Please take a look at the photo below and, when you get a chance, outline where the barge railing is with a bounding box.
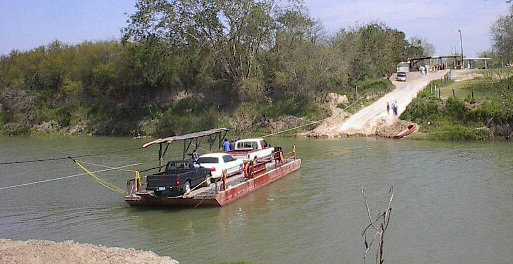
[126,145,298,196]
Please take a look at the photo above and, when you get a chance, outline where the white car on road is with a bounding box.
[396,72,407,81]
[198,153,244,179]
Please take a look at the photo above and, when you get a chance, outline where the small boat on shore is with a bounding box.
[124,128,301,207]
[393,124,417,139]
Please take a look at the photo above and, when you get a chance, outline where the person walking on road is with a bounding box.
[387,102,390,114]
[392,101,398,116]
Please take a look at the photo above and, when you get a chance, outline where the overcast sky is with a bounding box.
[0,0,510,57]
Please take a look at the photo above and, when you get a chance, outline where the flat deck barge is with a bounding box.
[125,158,301,207]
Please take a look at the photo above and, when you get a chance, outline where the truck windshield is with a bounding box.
[197,157,219,164]
[237,142,257,150]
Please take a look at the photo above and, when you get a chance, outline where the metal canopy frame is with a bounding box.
[143,128,230,172]
[409,55,462,69]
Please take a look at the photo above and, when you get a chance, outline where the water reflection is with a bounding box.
[0,136,512,263]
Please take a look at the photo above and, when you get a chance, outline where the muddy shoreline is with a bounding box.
[0,239,179,264]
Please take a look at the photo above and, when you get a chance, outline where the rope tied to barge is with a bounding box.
[70,158,128,195]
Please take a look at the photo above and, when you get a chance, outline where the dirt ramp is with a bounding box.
[0,239,178,264]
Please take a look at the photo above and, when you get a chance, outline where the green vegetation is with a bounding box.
[342,78,394,113]
[405,5,513,141]
[489,5,513,66]
[0,0,431,137]
[401,69,513,140]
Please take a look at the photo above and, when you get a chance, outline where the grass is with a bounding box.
[339,78,394,114]
[401,68,513,140]
[413,117,491,140]
[441,71,513,109]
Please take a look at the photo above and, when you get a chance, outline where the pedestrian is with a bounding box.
[229,139,235,151]
[192,149,200,162]
[386,102,390,114]
[393,102,398,116]
[223,139,231,152]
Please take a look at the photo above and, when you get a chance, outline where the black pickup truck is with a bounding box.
[146,160,211,197]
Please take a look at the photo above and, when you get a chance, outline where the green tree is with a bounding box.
[491,5,513,64]
[123,0,278,93]
[409,37,435,57]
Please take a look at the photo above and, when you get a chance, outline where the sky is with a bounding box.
[0,0,510,57]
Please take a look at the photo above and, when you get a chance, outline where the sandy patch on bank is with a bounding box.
[0,239,178,264]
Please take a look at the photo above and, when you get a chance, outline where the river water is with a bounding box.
[0,136,512,263]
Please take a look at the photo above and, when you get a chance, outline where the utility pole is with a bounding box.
[458,30,464,69]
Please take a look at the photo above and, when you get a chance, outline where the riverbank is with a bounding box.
[401,69,513,140]
[0,239,178,264]
[0,78,393,138]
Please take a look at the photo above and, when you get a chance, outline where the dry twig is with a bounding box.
[361,186,394,264]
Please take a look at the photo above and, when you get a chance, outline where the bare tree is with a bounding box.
[361,186,394,264]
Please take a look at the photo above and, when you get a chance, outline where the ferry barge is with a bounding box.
[124,128,301,207]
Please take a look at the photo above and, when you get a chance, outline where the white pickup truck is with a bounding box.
[229,138,275,162]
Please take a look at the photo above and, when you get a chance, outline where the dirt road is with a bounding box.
[306,70,449,138]
[337,71,447,136]
[334,70,448,136]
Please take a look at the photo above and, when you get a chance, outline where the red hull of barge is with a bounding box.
[125,159,301,207]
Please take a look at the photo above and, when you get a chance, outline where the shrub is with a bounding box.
[401,97,440,122]
[356,78,393,94]
[428,122,490,140]
[55,106,75,127]
[446,97,467,120]
[155,98,218,137]
[237,78,265,103]
[0,112,13,125]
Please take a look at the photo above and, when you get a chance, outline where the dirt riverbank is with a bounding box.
[0,239,178,264]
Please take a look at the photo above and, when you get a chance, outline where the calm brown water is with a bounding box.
[0,136,512,263]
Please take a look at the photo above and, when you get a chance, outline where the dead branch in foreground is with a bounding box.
[361,186,394,264]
